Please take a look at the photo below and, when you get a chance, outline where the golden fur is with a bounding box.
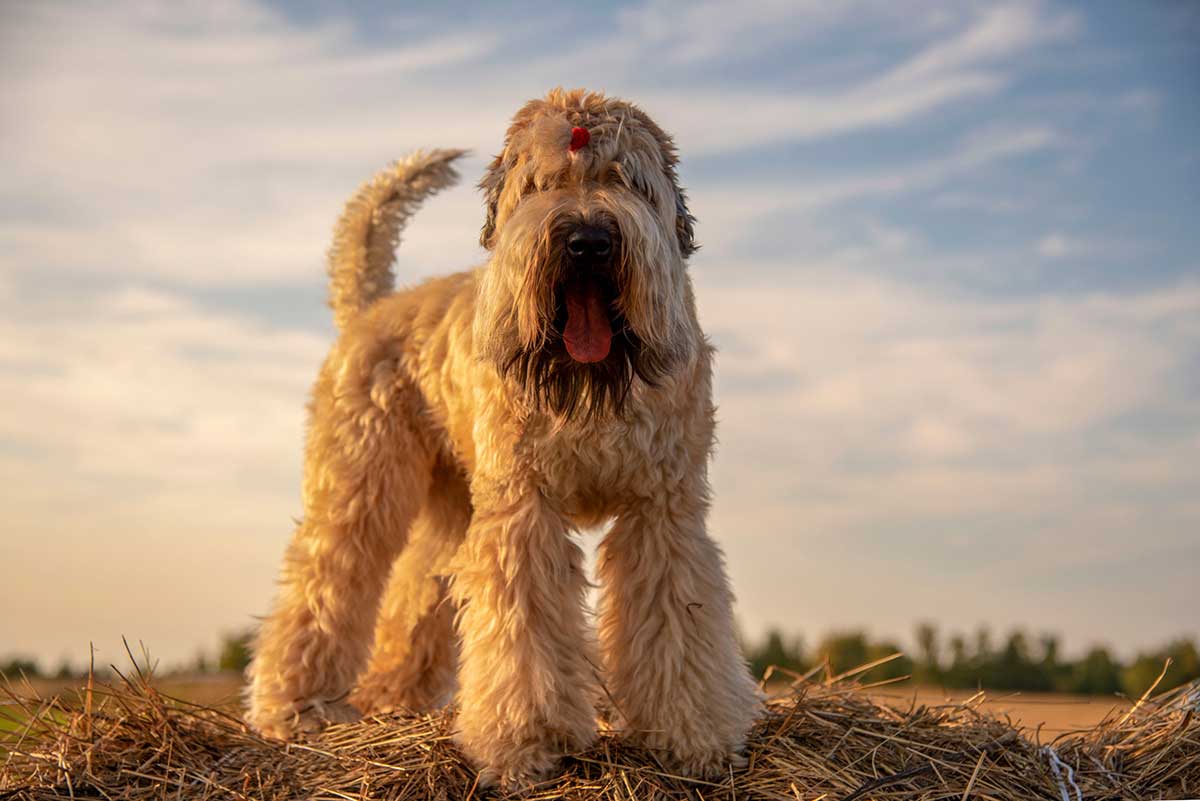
[245,88,761,789]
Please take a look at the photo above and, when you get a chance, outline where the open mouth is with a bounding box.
[560,275,614,363]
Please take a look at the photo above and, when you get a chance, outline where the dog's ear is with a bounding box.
[620,104,698,258]
[479,153,506,250]
[672,180,697,258]
[480,100,544,250]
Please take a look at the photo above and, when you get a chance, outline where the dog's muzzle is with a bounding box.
[561,224,615,364]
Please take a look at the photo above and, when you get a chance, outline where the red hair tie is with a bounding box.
[568,126,590,153]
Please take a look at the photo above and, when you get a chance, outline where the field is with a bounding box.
[862,685,1130,734]
[6,672,1130,737]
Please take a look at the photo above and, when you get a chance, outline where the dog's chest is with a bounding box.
[528,414,685,519]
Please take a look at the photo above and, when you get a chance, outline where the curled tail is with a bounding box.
[327,148,466,329]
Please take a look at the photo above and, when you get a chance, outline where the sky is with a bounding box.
[1,0,1198,671]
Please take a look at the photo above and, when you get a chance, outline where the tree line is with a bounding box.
[0,632,254,681]
[743,624,1200,697]
[5,625,1198,699]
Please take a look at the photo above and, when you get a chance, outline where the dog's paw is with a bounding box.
[473,740,563,793]
[459,726,595,793]
[664,745,747,780]
[299,697,363,730]
[625,719,751,781]
[248,697,361,740]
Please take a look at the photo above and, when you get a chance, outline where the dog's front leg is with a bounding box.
[597,477,762,777]
[449,487,598,790]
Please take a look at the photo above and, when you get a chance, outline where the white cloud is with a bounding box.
[702,272,1200,530]
[700,274,1200,650]
[1037,233,1078,259]
[640,1,1078,154]
[0,287,326,483]
[1034,231,1148,262]
[615,0,961,65]
[0,284,329,664]
[930,191,1024,214]
[641,73,1005,156]
[1,0,506,288]
[704,275,1194,451]
[883,1,1079,85]
[690,124,1065,247]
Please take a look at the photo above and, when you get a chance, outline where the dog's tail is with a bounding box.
[327,148,466,329]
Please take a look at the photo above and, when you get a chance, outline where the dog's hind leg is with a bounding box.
[245,344,434,739]
[352,457,469,714]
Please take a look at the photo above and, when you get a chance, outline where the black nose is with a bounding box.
[566,226,612,261]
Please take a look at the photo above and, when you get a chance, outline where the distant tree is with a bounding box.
[814,631,870,677]
[0,657,42,679]
[747,629,805,680]
[936,627,995,689]
[1040,633,1060,668]
[973,626,993,664]
[1039,633,1067,689]
[53,659,76,680]
[944,634,971,687]
[994,630,1052,691]
[1066,647,1122,695]
[1170,639,1200,683]
[218,630,254,673]
[865,639,914,681]
[1122,639,1200,698]
[914,622,941,683]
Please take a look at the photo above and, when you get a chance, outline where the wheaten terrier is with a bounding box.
[246,88,761,788]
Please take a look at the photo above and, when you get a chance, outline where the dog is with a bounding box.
[245,88,761,789]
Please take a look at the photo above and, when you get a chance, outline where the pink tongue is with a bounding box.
[563,283,613,363]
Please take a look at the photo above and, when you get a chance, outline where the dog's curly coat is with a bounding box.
[245,88,761,789]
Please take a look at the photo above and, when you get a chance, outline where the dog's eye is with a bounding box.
[606,162,632,189]
[613,160,661,208]
[627,168,658,205]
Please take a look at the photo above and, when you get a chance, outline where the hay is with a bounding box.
[2,660,1197,800]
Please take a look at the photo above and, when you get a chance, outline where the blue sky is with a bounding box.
[1,0,1197,669]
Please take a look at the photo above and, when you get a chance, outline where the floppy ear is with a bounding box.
[621,103,698,258]
[478,153,506,250]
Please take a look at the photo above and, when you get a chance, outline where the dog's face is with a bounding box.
[474,88,700,420]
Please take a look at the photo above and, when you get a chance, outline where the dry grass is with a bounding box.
[2,656,1197,800]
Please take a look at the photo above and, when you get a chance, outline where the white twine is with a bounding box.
[1042,745,1083,801]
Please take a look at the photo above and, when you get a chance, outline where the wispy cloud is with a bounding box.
[881,1,1079,85]
[636,1,1078,153]
[616,0,962,65]
[0,0,1079,289]
[702,274,1200,645]
[692,124,1066,252]
[0,284,326,662]
[1035,231,1149,262]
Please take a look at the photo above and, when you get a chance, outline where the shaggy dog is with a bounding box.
[246,88,761,788]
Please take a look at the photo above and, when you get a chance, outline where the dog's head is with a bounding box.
[474,88,700,421]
